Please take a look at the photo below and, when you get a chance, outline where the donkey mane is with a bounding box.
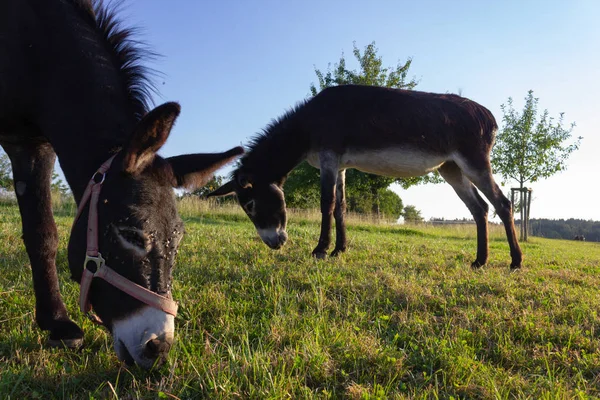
[236,101,310,183]
[69,0,157,119]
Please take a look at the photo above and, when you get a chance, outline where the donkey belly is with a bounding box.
[341,149,447,177]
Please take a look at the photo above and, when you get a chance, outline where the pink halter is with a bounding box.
[73,154,178,324]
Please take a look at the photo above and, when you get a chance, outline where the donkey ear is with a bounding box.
[166,146,244,189]
[123,102,181,174]
[206,180,236,197]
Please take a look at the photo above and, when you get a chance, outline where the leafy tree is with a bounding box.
[377,189,404,219]
[402,205,423,223]
[285,41,439,216]
[529,218,600,242]
[51,171,69,195]
[308,41,418,96]
[190,175,236,204]
[492,90,581,239]
[344,184,403,219]
[0,150,13,190]
[191,175,225,198]
[492,90,580,189]
[284,163,321,209]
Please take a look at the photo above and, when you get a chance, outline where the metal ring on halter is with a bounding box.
[92,171,106,184]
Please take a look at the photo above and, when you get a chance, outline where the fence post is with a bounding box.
[511,187,533,241]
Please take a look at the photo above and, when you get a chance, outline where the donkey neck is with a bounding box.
[240,116,310,185]
[33,1,147,202]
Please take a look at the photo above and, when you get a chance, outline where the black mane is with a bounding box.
[244,103,306,157]
[70,0,157,119]
[237,100,309,181]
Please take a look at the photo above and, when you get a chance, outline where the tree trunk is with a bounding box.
[371,186,380,222]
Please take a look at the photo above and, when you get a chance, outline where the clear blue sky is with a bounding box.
[113,0,600,220]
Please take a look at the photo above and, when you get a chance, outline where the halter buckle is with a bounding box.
[84,253,105,274]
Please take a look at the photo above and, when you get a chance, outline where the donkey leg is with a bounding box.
[331,169,347,257]
[439,162,489,268]
[6,142,84,347]
[312,151,339,259]
[456,159,523,269]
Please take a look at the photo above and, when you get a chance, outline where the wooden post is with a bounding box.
[522,188,528,241]
[520,189,525,240]
[526,188,532,240]
[511,190,515,215]
[511,187,533,241]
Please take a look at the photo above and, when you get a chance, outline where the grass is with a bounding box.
[1,198,600,399]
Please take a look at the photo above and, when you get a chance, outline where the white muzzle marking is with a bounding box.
[257,227,287,249]
[112,306,175,369]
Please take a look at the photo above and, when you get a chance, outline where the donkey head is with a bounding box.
[68,102,243,369]
[208,172,288,250]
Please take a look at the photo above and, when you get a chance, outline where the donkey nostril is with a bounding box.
[143,338,171,360]
[279,231,288,244]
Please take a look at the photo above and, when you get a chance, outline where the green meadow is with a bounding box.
[1,199,599,399]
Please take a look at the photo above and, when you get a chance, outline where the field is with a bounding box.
[1,199,600,399]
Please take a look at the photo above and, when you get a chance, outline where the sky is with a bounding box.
[74,1,600,220]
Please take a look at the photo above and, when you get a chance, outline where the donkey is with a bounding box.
[0,0,243,368]
[209,85,523,269]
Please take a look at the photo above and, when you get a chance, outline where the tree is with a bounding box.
[308,41,418,96]
[284,162,321,209]
[191,175,225,198]
[377,189,404,219]
[0,150,13,190]
[493,90,580,188]
[284,41,439,216]
[190,175,236,204]
[492,90,581,239]
[402,205,423,223]
[51,171,69,195]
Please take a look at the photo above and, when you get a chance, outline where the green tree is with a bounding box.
[308,41,418,96]
[377,189,404,219]
[51,171,69,195]
[0,150,13,190]
[492,90,581,238]
[191,175,225,198]
[493,90,580,188]
[402,205,423,223]
[284,166,321,209]
[284,41,440,216]
[191,175,236,204]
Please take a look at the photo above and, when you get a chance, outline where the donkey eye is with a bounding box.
[119,229,145,248]
[113,226,150,256]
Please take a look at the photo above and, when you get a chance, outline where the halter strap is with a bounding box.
[74,154,178,324]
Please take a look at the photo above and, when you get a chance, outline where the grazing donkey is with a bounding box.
[209,85,523,269]
[0,0,243,368]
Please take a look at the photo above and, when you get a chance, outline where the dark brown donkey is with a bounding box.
[209,85,523,269]
[0,0,243,368]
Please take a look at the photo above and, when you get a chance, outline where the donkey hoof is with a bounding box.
[510,263,522,271]
[330,248,346,257]
[47,320,84,349]
[470,260,484,269]
[312,250,327,260]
